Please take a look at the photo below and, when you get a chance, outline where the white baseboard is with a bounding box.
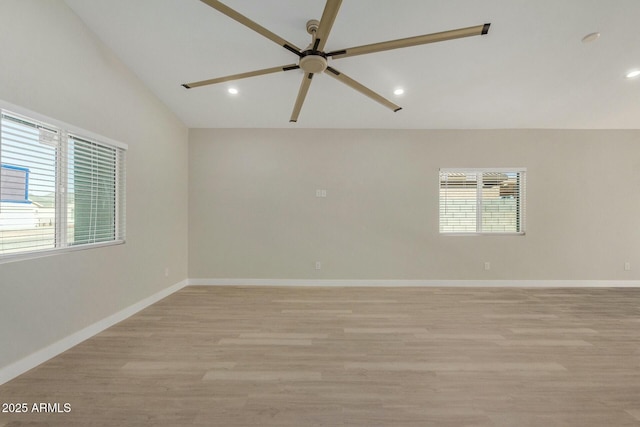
[188,278,640,287]
[0,279,188,386]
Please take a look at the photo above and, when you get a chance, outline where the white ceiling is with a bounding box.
[64,0,640,129]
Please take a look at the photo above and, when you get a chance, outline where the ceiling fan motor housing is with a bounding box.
[300,53,328,73]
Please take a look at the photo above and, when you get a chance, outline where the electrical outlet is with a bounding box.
[625,262,631,271]
[165,267,169,277]
[315,261,322,270]
[316,189,327,198]
[484,262,491,271]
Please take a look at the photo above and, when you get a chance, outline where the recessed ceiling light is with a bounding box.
[625,70,640,79]
[393,88,405,96]
[228,87,239,95]
[581,32,600,43]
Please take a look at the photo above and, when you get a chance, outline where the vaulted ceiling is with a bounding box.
[64,0,640,129]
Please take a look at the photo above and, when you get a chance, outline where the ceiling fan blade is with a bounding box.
[290,73,314,123]
[313,0,342,52]
[200,0,302,56]
[327,23,490,59]
[325,67,401,112]
[182,64,300,89]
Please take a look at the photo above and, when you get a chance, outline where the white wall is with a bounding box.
[0,1,188,369]
[189,128,640,281]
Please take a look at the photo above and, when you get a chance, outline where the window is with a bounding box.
[439,168,525,234]
[0,106,126,260]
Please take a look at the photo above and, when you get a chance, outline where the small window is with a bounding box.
[0,107,126,260]
[439,168,525,234]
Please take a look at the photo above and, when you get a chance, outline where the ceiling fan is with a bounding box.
[182,0,491,122]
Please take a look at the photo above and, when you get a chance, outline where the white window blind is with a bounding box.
[0,108,126,259]
[439,168,525,234]
[67,134,125,246]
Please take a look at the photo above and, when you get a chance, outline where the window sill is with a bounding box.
[440,232,526,236]
[0,240,125,265]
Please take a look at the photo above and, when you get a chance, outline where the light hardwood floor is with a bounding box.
[1,286,640,426]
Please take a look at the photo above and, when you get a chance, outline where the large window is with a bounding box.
[439,168,525,234]
[0,107,126,260]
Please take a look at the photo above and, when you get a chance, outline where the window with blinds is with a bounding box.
[0,108,126,259]
[439,168,525,234]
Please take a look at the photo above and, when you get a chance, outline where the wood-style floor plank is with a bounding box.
[1,286,640,426]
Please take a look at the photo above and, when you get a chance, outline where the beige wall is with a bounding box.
[0,1,188,368]
[189,128,640,281]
